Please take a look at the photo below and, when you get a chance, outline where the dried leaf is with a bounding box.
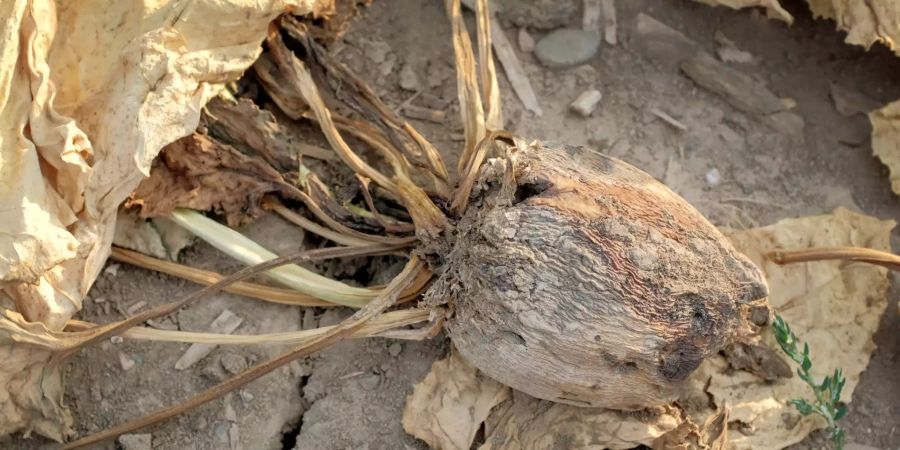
[126,134,286,227]
[693,0,793,22]
[807,0,900,53]
[697,1,900,55]
[481,393,682,450]
[403,352,509,450]
[687,208,894,450]
[870,99,900,195]
[205,97,336,168]
[1,0,317,438]
[0,309,88,441]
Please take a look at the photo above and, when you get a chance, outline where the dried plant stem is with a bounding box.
[61,257,426,449]
[447,0,486,175]
[767,246,900,272]
[452,130,515,214]
[263,197,377,247]
[109,247,431,306]
[170,208,377,307]
[111,246,332,306]
[475,0,502,129]
[355,175,416,233]
[66,308,432,345]
[266,30,447,238]
[284,191,418,246]
[57,244,400,360]
[282,16,450,187]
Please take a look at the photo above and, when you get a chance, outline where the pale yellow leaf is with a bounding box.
[870,99,900,195]
[403,351,509,450]
[688,208,894,450]
[692,0,793,23]
[480,394,682,450]
[0,0,320,440]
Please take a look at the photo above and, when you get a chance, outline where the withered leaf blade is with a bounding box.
[481,393,682,450]
[126,134,285,227]
[205,97,335,169]
[689,207,894,450]
[403,351,509,450]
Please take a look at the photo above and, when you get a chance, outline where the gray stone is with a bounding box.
[387,343,403,357]
[118,433,152,450]
[534,29,601,69]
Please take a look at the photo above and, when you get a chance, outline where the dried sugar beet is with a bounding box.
[428,141,770,409]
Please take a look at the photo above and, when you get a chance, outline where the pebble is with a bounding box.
[118,433,152,450]
[705,168,722,187]
[569,89,602,117]
[517,28,535,52]
[387,343,403,357]
[118,351,135,371]
[399,64,421,91]
[359,374,381,390]
[220,353,248,375]
[110,335,124,344]
[534,28,601,69]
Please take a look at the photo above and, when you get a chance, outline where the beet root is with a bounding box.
[431,141,770,410]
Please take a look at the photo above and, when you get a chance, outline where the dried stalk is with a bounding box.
[66,308,432,345]
[475,0,502,130]
[446,0,486,175]
[266,29,448,238]
[56,244,399,362]
[170,208,377,307]
[109,246,431,306]
[767,246,900,272]
[261,198,376,247]
[62,257,426,449]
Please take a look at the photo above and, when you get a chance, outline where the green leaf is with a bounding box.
[834,404,848,421]
[789,399,815,415]
[801,352,813,372]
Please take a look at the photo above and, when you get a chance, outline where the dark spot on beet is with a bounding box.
[514,180,551,204]
[659,340,703,381]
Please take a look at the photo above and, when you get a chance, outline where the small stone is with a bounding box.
[118,433,152,450]
[387,343,403,357]
[240,390,254,403]
[119,351,135,371]
[534,29,601,69]
[214,422,230,443]
[110,336,124,344]
[220,352,248,375]
[93,296,107,304]
[398,64,420,91]
[359,374,380,390]
[517,28,535,52]
[301,309,317,330]
[569,89,602,117]
[705,168,722,187]
[104,263,120,277]
[290,360,313,378]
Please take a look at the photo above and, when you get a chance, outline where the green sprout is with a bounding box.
[772,315,847,450]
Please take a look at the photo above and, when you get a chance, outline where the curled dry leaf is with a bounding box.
[692,207,893,450]
[697,0,900,53]
[405,208,891,450]
[126,134,286,227]
[0,0,318,439]
[0,309,90,441]
[870,99,900,195]
[692,0,793,22]
[205,97,336,169]
[481,394,682,450]
[403,351,509,450]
